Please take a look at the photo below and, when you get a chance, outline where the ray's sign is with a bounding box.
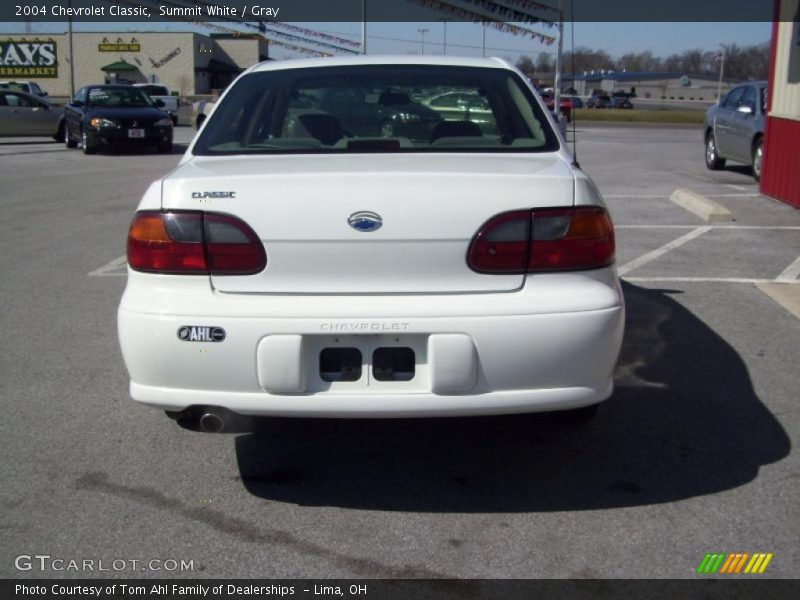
[0,40,57,77]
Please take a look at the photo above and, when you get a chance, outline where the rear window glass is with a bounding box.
[193,65,559,155]
[0,82,28,93]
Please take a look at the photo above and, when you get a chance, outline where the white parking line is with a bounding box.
[623,276,800,284]
[605,193,760,199]
[725,184,748,191]
[776,255,800,282]
[616,225,800,230]
[88,255,127,277]
[616,227,712,276]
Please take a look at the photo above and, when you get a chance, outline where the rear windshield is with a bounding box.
[0,82,28,93]
[193,65,559,155]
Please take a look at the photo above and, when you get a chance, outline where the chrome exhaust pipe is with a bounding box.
[198,410,224,433]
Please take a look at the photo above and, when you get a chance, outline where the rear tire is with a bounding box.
[705,131,725,170]
[81,130,96,155]
[54,121,65,142]
[752,137,763,182]
[64,124,77,148]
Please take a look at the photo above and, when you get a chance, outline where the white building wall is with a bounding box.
[771,0,800,120]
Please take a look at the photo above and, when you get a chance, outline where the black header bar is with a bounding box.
[1,0,775,23]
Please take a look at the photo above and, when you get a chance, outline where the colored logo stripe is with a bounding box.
[719,553,749,573]
[697,553,726,573]
[744,553,773,574]
[697,552,773,574]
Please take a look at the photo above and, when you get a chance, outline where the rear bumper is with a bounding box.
[118,268,625,418]
[130,381,614,418]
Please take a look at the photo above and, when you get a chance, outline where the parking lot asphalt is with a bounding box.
[0,124,798,579]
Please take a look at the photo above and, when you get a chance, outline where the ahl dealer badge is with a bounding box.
[177,326,226,342]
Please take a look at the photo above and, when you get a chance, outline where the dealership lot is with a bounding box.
[0,124,798,578]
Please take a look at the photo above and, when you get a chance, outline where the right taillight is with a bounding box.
[127,211,266,275]
[467,207,615,274]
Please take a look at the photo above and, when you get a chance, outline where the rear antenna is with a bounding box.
[569,0,579,168]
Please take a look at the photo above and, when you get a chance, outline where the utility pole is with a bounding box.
[554,0,564,122]
[418,28,429,55]
[68,0,75,98]
[716,45,726,104]
[482,22,486,57]
[440,18,447,55]
[361,0,367,55]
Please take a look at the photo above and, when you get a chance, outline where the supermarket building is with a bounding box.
[0,31,269,97]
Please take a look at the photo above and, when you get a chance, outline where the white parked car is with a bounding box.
[133,84,179,126]
[118,56,624,432]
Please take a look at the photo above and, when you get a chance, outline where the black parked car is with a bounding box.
[608,96,634,109]
[64,85,173,154]
[586,93,611,109]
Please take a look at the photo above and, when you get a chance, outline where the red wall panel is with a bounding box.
[761,117,800,209]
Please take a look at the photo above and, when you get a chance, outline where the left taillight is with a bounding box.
[127,211,266,275]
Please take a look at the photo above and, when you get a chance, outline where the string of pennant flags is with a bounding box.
[455,0,559,25]
[405,0,558,44]
[180,18,334,57]
[107,0,349,56]
[107,0,559,56]
[268,23,362,49]
[501,0,560,14]
[180,0,360,54]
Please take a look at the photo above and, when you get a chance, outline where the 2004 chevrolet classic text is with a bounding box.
[117,57,624,431]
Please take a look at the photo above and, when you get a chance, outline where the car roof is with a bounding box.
[247,55,513,74]
[86,85,146,91]
[0,88,46,100]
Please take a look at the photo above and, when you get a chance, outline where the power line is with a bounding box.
[308,27,556,55]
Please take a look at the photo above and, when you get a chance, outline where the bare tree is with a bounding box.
[617,51,662,72]
[515,55,536,80]
[563,46,616,74]
[530,41,769,82]
[535,52,554,73]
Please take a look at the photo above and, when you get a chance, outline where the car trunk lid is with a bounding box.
[161,153,574,294]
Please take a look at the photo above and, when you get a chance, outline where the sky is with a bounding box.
[1,20,772,65]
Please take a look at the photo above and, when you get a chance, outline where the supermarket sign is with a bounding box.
[0,40,58,77]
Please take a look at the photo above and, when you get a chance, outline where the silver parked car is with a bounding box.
[0,89,64,140]
[0,80,49,97]
[704,81,766,181]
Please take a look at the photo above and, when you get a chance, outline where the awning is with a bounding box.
[100,60,138,72]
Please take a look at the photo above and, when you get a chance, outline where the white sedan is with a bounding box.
[118,56,624,432]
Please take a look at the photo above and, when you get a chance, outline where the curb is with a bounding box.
[756,283,800,320]
[670,188,733,222]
